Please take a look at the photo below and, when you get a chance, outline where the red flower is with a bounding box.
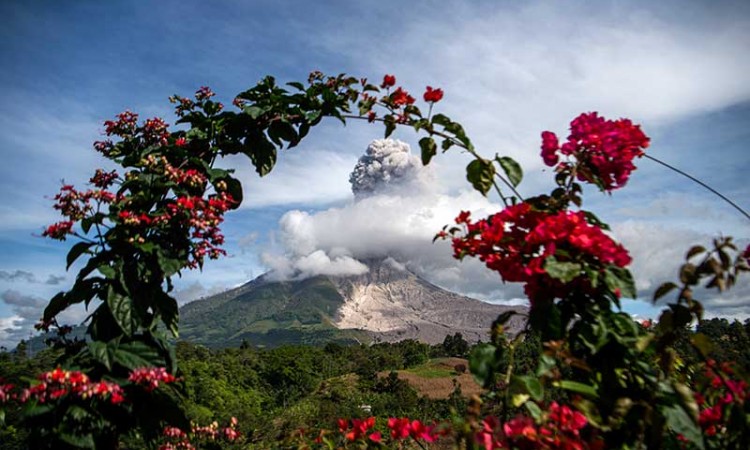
[541,131,560,166]
[381,74,396,88]
[175,137,187,147]
[391,87,415,106]
[42,221,74,240]
[423,86,444,103]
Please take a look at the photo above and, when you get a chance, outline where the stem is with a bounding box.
[644,154,750,222]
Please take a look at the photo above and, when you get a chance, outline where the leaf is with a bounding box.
[220,176,243,209]
[431,113,451,127]
[679,263,697,285]
[492,311,518,327]
[243,105,266,119]
[545,258,582,283]
[524,401,542,420]
[513,375,544,401]
[113,339,165,371]
[495,156,523,187]
[67,242,93,270]
[686,245,706,260]
[512,394,530,407]
[107,285,135,337]
[157,251,183,277]
[43,291,68,321]
[555,380,599,398]
[243,132,277,177]
[469,343,498,389]
[87,340,115,371]
[419,137,437,165]
[653,282,678,303]
[59,432,95,449]
[157,291,179,338]
[604,266,637,299]
[661,403,704,450]
[690,333,714,358]
[466,159,495,196]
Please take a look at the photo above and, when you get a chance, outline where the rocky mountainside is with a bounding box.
[179,258,526,347]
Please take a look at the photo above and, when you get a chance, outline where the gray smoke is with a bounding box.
[349,139,431,198]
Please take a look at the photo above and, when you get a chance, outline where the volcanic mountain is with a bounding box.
[179,258,526,348]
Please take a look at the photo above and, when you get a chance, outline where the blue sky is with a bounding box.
[1,0,749,347]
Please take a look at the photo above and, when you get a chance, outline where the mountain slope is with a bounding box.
[180,259,526,347]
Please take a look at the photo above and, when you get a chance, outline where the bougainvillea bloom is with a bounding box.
[449,204,631,304]
[381,74,396,88]
[391,87,415,106]
[540,112,649,191]
[423,86,444,103]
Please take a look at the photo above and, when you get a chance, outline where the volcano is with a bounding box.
[179,258,526,348]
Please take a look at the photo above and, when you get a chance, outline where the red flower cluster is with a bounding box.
[159,417,240,450]
[90,169,119,189]
[194,86,215,101]
[22,367,124,405]
[338,417,381,443]
[387,417,439,442]
[0,381,16,404]
[42,221,74,240]
[541,112,650,191]
[381,74,396,88]
[103,110,138,137]
[694,361,748,437]
[391,87,416,106]
[423,86,444,103]
[127,367,177,391]
[449,204,630,303]
[42,183,119,240]
[478,403,589,450]
[143,117,170,146]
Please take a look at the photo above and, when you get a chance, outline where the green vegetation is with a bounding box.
[179,276,371,348]
[3,319,749,448]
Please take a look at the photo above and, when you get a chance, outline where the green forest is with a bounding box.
[2,319,748,449]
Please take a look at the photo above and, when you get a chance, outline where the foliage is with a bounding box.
[0,70,748,448]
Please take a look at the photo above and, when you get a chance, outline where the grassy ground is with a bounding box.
[382,358,483,399]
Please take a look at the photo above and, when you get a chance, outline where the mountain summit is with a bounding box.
[179,258,526,348]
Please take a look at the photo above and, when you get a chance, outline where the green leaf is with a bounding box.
[87,340,115,371]
[157,291,179,337]
[466,159,495,196]
[653,282,678,303]
[604,266,637,299]
[113,339,165,370]
[244,133,277,177]
[555,380,599,398]
[107,286,135,337]
[419,137,437,165]
[469,343,498,389]
[513,375,544,401]
[67,242,93,270]
[690,333,714,357]
[243,105,266,119]
[431,113,451,127]
[59,432,95,449]
[661,403,704,450]
[157,251,183,277]
[581,211,610,231]
[495,156,523,187]
[545,258,582,283]
[524,401,543,420]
